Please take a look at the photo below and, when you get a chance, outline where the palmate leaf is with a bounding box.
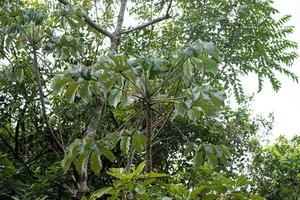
[62,138,117,174]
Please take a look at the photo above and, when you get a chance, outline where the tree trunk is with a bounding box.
[145,105,153,172]
[76,102,103,199]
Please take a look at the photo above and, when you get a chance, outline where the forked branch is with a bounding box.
[121,0,173,34]
[57,0,113,38]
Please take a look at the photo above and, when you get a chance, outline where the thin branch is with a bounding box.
[57,0,113,38]
[25,148,51,164]
[0,134,19,160]
[121,0,173,35]
[153,107,174,140]
[0,48,13,65]
[166,0,173,15]
[150,57,187,97]
[115,106,145,132]
[152,108,190,143]
[119,71,144,95]
[32,46,63,151]
[14,17,62,151]
[113,86,143,100]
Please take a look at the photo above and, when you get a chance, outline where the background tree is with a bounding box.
[249,135,300,200]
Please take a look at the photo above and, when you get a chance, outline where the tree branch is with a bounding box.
[32,46,63,151]
[121,0,173,35]
[152,108,190,143]
[57,0,113,38]
[111,0,128,51]
[115,0,128,35]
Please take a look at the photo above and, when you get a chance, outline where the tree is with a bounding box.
[249,135,300,200]
[0,0,298,199]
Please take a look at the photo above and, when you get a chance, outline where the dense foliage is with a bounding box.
[0,0,299,199]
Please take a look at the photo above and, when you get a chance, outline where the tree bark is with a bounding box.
[76,102,103,198]
[145,105,153,172]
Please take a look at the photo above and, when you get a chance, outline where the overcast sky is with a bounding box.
[241,0,300,141]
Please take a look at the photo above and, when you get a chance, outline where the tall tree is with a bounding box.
[0,0,298,199]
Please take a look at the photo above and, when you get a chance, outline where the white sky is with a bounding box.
[241,0,300,141]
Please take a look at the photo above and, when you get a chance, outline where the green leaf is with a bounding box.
[183,59,193,78]
[203,56,217,75]
[145,173,168,178]
[136,161,146,173]
[135,185,146,194]
[80,196,87,200]
[52,78,68,94]
[120,135,130,155]
[191,186,206,196]
[80,81,92,103]
[203,194,218,200]
[66,16,79,29]
[249,194,265,200]
[61,140,81,173]
[236,175,249,187]
[120,92,135,106]
[191,57,204,70]
[208,182,227,193]
[64,82,79,103]
[90,152,102,174]
[194,149,204,169]
[183,143,193,156]
[188,107,203,121]
[111,54,128,71]
[15,68,24,83]
[132,132,146,153]
[108,88,122,108]
[61,156,74,174]
[90,187,113,200]
[205,145,218,168]
[75,151,90,173]
[232,192,247,199]
[90,81,100,95]
[102,147,116,162]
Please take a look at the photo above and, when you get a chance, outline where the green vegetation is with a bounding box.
[0,0,299,199]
